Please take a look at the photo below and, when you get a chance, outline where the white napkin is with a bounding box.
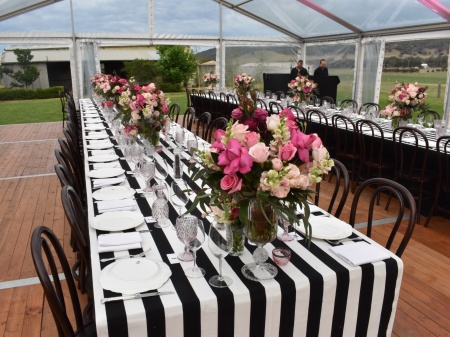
[97,198,136,213]
[93,161,121,169]
[90,149,116,156]
[93,177,125,188]
[330,242,390,266]
[97,232,142,253]
[89,139,112,145]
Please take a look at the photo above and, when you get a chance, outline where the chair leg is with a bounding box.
[424,183,440,228]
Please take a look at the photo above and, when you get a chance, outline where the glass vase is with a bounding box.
[241,199,278,281]
[227,221,245,256]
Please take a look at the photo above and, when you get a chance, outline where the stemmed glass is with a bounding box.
[140,161,155,196]
[170,180,190,219]
[187,135,198,163]
[184,216,206,278]
[154,158,168,185]
[141,138,155,160]
[208,223,233,287]
[425,114,435,129]
[175,128,185,149]
[277,218,294,242]
[336,101,341,112]
[152,183,170,229]
[314,97,321,107]
[175,215,194,261]
[130,145,144,173]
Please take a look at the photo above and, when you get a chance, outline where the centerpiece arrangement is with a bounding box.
[90,74,170,146]
[287,75,318,105]
[203,72,219,90]
[380,82,428,128]
[190,73,334,281]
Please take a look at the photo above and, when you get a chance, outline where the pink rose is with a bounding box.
[243,132,260,148]
[231,107,244,120]
[271,178,290,198]
[290,174,310,190]
[210,129,226,152]
[266,115,280,131]
[271,158,283,171]
[248,142,270,163]
[278,142,297,161]
[311,136,323,150]
[254,108,268,121]
[285,163,300,180]
[285,119,298,132]
[280,108,296,121]
[312,145,328,162]
[220,173,242,194]
[290,129,317,162]
[217,139,253,174]
[231,121,249,143]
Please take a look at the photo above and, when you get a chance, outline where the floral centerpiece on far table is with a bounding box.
[288,75,318,105]
[115,79,170,146]
[203,72,219,90]
[190,73,334,265]
[380,82,428,127]
[90,73,129,107]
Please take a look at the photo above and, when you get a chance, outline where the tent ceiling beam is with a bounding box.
[0,0,62,22]
[418,0,450,22]
[213,0,303,41]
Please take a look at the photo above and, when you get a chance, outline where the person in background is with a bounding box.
[313,59,328,78]
[290,60,308,79]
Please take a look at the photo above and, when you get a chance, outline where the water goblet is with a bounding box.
[175,215,196,262]
[277,218,294,242]
[314,97,321,107]
[141,138,155,160]
[208,223,233,287]
[170,180,190,219]
[140,161,155,196]
[154,158,168,185]
[152,184,170,229]
[175,128,185,149]
[131,145,144,173]
[184,217,206,278]
[417,116,424,129]
[425,114,435,129]
[336,101,341,111]
[186,135,198,163]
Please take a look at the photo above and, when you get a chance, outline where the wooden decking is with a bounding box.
[0,122,449,337]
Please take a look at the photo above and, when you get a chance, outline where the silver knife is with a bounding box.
[101,291,174,303]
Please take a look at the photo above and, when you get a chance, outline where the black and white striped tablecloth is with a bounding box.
[80,99,403,337]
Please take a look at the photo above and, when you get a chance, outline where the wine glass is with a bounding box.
[170,180,190,219]
[175,128,185,149]
[417,116,424,129]
[152,183,170,229]
[184,217,206,278]
[186,135,198,163]
[314,97,321,107]
[164,119,172,148]
[175,215,194,261]
[336,101,341,111]
[152,158,167,185]
[140,161,155,196]
[208,223,233,287]
[425,114,435,129]
[277,218,294,242]
[141,138,155,160]
[131,145,144,173]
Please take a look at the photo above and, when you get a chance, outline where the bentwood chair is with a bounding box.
[207,117,229,143]
[320,96,334,105]
[426,136,450,227]
[341,99,358,113]
[168,103,181,123]
[182,107,195,132]
[269,101,283,114]
[315,159,350,218]
[195,112,212,140]
[417,110,440,120]
[256,98,268,110]
[185,87,192,108]
[59,90,67,127]
[349,178,417,257]
[306,109,330,146]
[359,103,380,116]
[31,226,97,337]
[226,94,238,119]
[390,127,439,225]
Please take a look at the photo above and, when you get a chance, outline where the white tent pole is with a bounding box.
[149,0,154,40]
[219,2,224,89]
[354,36,364,104]
[93,41,101,74]
[445,43,450,126]
[69,0,80,107]
[374,39,385,104]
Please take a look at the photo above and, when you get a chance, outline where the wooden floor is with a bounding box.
[0,122,449,337]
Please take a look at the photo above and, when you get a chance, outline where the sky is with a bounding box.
[0,0,285,53]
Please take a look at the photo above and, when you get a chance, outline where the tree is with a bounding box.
[1,49,40,88]
[156,45,197,88]
[121,59,161,85]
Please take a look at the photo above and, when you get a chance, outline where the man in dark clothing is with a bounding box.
[290,60,308,79]
[313,59,328,78]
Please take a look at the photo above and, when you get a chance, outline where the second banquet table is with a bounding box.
[80,99,404,337]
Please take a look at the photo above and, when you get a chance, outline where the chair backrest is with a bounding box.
[275,91,285,100]
[59,90,67,114]
[63,126,83,171]
[321,96,334,104]
[55,147,85,201]
[392,127,429,179]
[219,92,227,102]
[349,178,417,257]
[288,105,306,121]
[306,109,329,142]
[207,117,229,143]
[269,101,283,114]
[315,158,350,218]
[54,163,74,189]
[437,136,450,193]
[359,102,380,115]
[182,107,195,131]
[31,226,85,336]
[195,112,212,140]
[264,90,272,97]
[256,98,268,110]
[331,114,357,155]
[417,110,440,120]
[168,103,180,123]
[355,119,386,175]
[185,87,192,107]
[341,99,358,111]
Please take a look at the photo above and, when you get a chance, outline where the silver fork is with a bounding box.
[100,247,152,262]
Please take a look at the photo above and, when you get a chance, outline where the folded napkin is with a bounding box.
[90,149,116,156]
[330,242,390,266]
[93,161,121,169]
[89,139,112,145]
[97,198,136,213]
[97,232,142,253]
[93,177,125,188]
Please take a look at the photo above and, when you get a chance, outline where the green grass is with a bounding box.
[0,98,61,125]
[165,92,188,114]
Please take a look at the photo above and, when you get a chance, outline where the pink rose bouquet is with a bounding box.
[203,72,219,89]
[190,74,334,244]
[288,76,318,104]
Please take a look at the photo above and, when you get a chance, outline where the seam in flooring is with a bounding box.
[0,274,66,290]
[0,139,59,145]
[354,214,411,229]
[0,173,56,181]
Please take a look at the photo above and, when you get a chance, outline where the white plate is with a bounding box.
[88,167,125,179]
[92,186,136,201]
[298,216,353,240]
[91,211,144,231]
[84,119,103,124]
[88,154,119,162]
[85,125,106,131]
[99,258,172,294]
[86,143,114,150]
[85,134,110,140]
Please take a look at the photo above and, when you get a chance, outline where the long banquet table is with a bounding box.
[80,98,404,337]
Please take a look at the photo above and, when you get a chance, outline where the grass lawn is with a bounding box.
[0,98,62,125]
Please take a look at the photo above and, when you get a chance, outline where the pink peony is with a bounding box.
[220,173,242,194]
[278,142,297,161]
[254,108,268,121]
[271,158,283,171]
[231,107,244,120]
[231,121,249,143]
[217,139,253,174]
[243,132,260,148]
[248,142,270,163]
